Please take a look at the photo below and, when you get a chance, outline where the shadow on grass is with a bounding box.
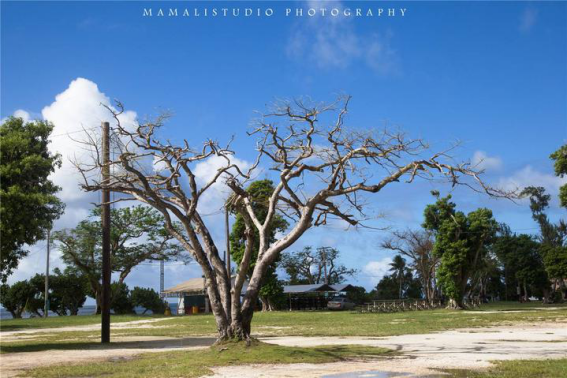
[0,336,216,354]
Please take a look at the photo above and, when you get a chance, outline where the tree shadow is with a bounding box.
[0,336,216,354]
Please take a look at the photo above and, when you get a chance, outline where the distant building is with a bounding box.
[283,283,356,310]
[163,276,248,315]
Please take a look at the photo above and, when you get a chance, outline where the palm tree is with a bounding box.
[389,255,407,299]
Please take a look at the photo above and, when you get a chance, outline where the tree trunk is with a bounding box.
[523,280,529,302]
[447,298,464,310]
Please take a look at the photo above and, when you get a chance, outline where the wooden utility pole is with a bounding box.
[101,121,111,343]
[44,229,50,318]
[322,248,328,285]
[160,259,165,298]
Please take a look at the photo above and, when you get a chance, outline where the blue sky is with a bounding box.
[2,1,566,295]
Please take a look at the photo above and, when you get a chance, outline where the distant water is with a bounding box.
[1,303,179,320]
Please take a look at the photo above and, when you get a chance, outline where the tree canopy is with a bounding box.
[281,246,356,285]
[229,180,288,311]
[0,117,64,282]
[423,193,498,308]
[53,205,186,313]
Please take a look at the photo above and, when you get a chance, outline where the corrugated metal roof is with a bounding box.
[330,284,356,292]
[164,276,247,295]
[283,284,335,294]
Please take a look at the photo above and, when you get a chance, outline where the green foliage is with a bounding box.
[111,282,134,315]
[373,272,422,300]
[423,194,498,307]
[493,232,548,300]
[53,205,186,311]
[550,144,567,208]
[541,245,567,281]
[28,270,88,317]
[51,268,88,315]
[0,280,35,318]
[281,246,356,285]
[373,275,399,300]
[521,186,566,247]
[345,286,368,304]
[521,185,567,289]
[131,287,165,314]
[229,180,288,310]
[0,117,64,282]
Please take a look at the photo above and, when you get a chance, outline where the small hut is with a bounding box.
[163,276,247,315]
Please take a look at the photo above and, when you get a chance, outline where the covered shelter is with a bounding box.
[163,276,248,315]
[283,283,336,310]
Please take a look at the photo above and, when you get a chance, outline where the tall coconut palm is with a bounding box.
[389,255,407,299]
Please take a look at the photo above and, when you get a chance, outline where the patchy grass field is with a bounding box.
[1,302,566,355]
[0,314,163,332]
[23,342,393,378]
[446,358,567,378]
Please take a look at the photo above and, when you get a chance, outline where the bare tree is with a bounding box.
[382,230,439,304]
[76,96,508,342]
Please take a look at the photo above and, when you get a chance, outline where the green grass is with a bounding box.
[446,358,567,378]
[0,314,163,332]
[102,302,567,338]
[22,342,394,378]
[1,302,565,355]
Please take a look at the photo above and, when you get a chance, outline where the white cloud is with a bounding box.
[42,77,137,203]
[7,78,138,284]
[472,150,503,172]
[286,1,399,74]
[362,257,392,286]
[193,155,252,214]
[519,7,538,33]
[498,165,567,196]
[2,109,31,124]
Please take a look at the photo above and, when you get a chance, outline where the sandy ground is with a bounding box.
[1,318,174,340]
[1,321,566,378]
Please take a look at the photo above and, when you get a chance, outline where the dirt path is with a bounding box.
[1,318,174,340]
[217,322,567,377]
[1,323,565,378]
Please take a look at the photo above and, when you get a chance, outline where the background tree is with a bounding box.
[0,280,35,318]
[53,205,186,313]
[550,144,567,208]
[0,117,64,282]
[382,229,438,304]
[20,270,88,317]
[372,275,399,300]
[281,247,356,285]
[423,193,498,309]
[110,282,134,315]
[389,255,407,299]
[77,97,506,341]
[522,186,567,300]
[345,286,368,304]
[229,180,288,311]
[131,287,166,314]
[494,232,549,302]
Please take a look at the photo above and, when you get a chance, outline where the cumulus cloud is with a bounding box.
[472,150,503,172]
[286,0,399,74]
[42,78,137,203]
[362,257,392,286]
[519,7,538,33]
[498,165,566,198]
[2,109,31,124]
[193,155,252,214]
[7,78,138,284]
